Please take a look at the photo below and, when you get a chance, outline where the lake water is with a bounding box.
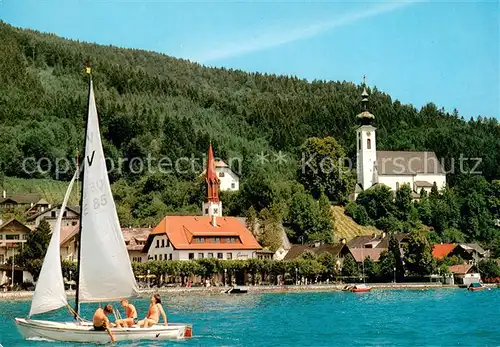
[0,289,498,346]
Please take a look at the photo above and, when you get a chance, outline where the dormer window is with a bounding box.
[219,172,225,177]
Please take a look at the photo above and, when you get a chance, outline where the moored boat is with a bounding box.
[467,282,486,291]
[351,284,372,293]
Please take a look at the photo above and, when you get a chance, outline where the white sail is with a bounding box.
[78,80,139,302]
[29,171,77,317]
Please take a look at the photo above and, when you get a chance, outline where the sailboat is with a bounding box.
[15,69,192,343]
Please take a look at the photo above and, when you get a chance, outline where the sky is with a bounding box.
[1,0,498,119]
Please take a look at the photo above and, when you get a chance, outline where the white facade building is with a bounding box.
[355,83,446,198]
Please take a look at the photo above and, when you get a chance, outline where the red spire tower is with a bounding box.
[203,143,223,220]
[205,143,220,202]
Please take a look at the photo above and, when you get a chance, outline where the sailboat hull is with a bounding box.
[15,318,192,343]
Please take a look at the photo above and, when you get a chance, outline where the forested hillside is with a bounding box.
[0,21,498,250]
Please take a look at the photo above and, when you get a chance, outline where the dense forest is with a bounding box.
[0,21,498,252]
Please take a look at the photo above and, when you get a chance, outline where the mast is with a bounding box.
[74,65,92,318]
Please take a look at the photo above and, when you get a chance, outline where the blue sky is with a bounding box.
[1,0,498,119]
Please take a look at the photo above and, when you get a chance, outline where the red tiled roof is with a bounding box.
[148,216,261,251]
[448,264,474,275]
[432,244,456,259]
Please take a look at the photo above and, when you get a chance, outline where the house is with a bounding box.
[448,263,481,285]
[60,224,79,261]
[0,219,32,265]
[201,160,239,192]
[144,144,261,261]
[0,192,41,210]
[347,233,410,263]
[354,81,446,199]
[26,199,51,216]
[58,223,152,263]
[122,227,150,263]
[0,219,34,285]
[27,204,80,230]
[431,243,489,261]
[284,243,350,261]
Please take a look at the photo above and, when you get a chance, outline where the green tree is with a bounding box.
[341,253,359,280]
[298,137,354,202]
[395,184,417,222]
[403,228,436,276]
[363,257,378,282]
[17,220,52,280]
[378,250,396,281]
[245,206,258,236]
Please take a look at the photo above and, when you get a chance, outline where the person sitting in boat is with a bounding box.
[115,299,138,328]
[93,304,116,342]
[138,294,168,328]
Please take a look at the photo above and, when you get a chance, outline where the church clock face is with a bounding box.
[367,132,371,136]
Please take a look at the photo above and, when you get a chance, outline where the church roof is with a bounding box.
[376,151,445,175]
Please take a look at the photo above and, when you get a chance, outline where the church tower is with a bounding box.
[202,143,223,218]
[356,77,377,190]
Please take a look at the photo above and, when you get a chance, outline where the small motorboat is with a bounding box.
[351,284,371,293]
[467,282,486,291]
[224,286,248,294]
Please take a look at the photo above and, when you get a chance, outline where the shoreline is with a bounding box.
[1,283,496,301]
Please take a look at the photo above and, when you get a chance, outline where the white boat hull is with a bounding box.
[15,318,192,343]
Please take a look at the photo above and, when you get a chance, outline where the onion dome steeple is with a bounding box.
[357,75,375,126]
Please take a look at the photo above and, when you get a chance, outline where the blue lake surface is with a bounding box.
[0,289,499,346]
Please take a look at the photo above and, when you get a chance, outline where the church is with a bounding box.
[354,82,446,199]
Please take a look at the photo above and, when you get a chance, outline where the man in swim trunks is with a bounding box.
[92,304,116,342]
[115,299,138,328]
[138,294,168,328]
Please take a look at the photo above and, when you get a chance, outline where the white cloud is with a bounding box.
[191,1,421,63]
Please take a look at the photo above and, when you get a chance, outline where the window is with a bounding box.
[169,254,172,260]
[226,253,232,260]
[165,254,168,260]
[231,183,235,189]
[6,234,19,240]
[208,253,214,259]
[217,253,223,259]
[205,208,209,214]
[154,255,158,260]
[0,234,3,240]
[51,211,56,218]
[396,182,400,190]
[63,211,67,217]
[161,239,165,248]
[198,253,204,259]
[167,239,170,247]
[159,254,163,260]
[367,138,371,150]
[72,221,77,226]
[132,257,142,263]
[200,237,205,243]
[215,237,220,243]
[219,172,225,177]
[0,255,4,264]
[156,239,160,248]
[188,253,195,260]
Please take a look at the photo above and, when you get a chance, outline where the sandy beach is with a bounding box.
[1,282,490,301]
